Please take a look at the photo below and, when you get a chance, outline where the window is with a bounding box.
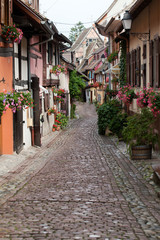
[149,37,160,88]
[18,43,22,80]
[0,0,10,25]
[48,42,53,65]
[44,93,49,112]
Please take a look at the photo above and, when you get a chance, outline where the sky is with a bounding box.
[39,0,114,37]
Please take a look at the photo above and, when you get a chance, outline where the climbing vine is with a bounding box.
[119,40,127,87]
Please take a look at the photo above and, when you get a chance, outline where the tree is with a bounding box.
[69,21,85,43]
[69,70,86,102]
[69,70,86,118]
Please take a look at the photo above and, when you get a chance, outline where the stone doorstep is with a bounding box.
[152,164,160,186]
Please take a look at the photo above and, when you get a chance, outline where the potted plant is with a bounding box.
[50,65,67,76]
[122,108,159,160]
[48,107,56,115]
[107,51,118,63]
[52,124,57,132]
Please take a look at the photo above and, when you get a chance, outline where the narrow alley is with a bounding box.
[0,103,160,240]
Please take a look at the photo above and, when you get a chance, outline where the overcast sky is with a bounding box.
[39,0,114,37]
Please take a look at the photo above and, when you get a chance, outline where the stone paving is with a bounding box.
[0,102,160,239]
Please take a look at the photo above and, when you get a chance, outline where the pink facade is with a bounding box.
[30,37,43,86]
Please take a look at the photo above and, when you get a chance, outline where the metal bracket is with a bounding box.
[130,32,150,42]
[0,77,5,83]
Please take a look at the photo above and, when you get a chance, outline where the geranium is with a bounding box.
[136,87,160,117]
[53,124,57,129]
[147,91,160,117]
[50,65,67,76]
[48,107,56,115]
[2,25,23,43]
[136,87,154,108]
[56,95,64,103]
[106,88,118,99]
[107,51,118,63]
[0,90,33,116]
[117,85,135,105]
[55,119,61,125]
[57,89,65,95]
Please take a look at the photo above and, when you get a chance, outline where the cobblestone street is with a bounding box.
[0,103,160,239]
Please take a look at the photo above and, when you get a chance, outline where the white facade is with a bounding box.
[40,88,56,137]
[59,72,71,118]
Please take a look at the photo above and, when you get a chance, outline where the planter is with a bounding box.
[52,128,56,132]
[131,145,152,160]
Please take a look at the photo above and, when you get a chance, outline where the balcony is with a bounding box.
[43,79,60,87]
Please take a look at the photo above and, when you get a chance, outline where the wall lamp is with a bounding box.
[122,11,150,42]
[101,54,105,63]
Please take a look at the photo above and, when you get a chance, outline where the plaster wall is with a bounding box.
[0,56,13,154]
[129,0,160,89]
[30,37,43,86]
[23,109,32,149]
[40,88,55,137]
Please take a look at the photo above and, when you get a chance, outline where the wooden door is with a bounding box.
[14,109,23,154]
[31,76,41,147]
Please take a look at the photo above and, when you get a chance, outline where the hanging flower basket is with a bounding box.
[107,51,118,63]
[1,25,23,43]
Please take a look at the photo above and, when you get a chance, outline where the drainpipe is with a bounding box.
[27,38,31,91]
[29,35,54,47]
[108,34,111,90]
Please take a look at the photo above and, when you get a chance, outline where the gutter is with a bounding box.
[30,35,54,47]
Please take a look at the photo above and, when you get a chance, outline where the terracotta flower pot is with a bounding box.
[52,128,56,132]
[56,126,60,131]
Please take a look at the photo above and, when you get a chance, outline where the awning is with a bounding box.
[106,63,120,78]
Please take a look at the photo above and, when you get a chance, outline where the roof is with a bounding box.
[85,42,96,59]
[70,28,91,51]
[13,0,71,45]
[95,0,118,24]
[81,59,101,72]
[95,0,138,37]
[93,45,106,54]
[95,62,108,74]
[130,0,152,19]
[70,26,103,52]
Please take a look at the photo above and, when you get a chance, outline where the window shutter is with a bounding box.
[155,37,160,88]
[143,44,146,59]
[39,96,42,114]
[149,41,153,87]
[126,52,130,84]
[137,47,141,87]
[1,0,5,24]
[8,0,12,25]
[131,50,136,86]
[44,93,49,112]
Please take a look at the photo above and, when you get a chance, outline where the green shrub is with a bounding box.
[108,112,127,138]
[97,99,121,135]
[56,112,68,129]
[122,108,158,153]
[71,104,76,119]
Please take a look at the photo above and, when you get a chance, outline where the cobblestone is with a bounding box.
[0,102,159,239]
